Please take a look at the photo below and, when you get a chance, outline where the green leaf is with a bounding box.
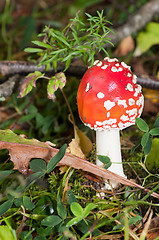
[70,202,84,217]
[0,199,13,216]
[19,231,32,240]
[129,215,142,226]
[67,190,77,205]
[0,226,15,240]
[18,113,35,123]
[41,215,62,227]
[24,47,44,53]
[136,118,149,132]
[14,197,23,207]
[0,129,49,148]
[143,137,152,155]
[141,132,150,148]
[83,203,96,218]
[26,172,45,189]
[29,159,46,172]
[145,138,159,173]
[66,216,83,227]
[46,144,67,173]
[135,22,159,56]
[32,40,53,49]
[23,196,35,210]
[153,117,159,128]
[57,198,67,219]
[0,170,13,181]
[149,127,159,136]
[18,71,45,98]
[97,155,111,169]
[47,72,66,100]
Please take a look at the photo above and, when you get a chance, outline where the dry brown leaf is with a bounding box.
[0,130,159,199]
[68,138,86,159]
[115,36,135,56]
[75,127,93,156]
[147,216,159,240]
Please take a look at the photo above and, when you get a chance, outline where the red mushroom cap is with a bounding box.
[77,58,144,130]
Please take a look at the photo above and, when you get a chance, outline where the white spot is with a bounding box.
[130,115,137,121]
[111,66,118,72]
[120,114,129,121]
[97,92,105,99]
[103,119,117,125]
[134,84,142,97]
[118,99,127,108]
[126,83,134,91]
[104,57,109,61]
[136,84,142,93]
[50,207,54,214]
[128,98,135,106]
[108,58,118,62]
[132,75,137,84]
[112,124,117,128]
[134,92,138,97]
[93,60,99,65]
[125,122,132,127]
[85,83,90,92]
[111,66,123,73]
[115,63,120,67]
[127,73,132,77]
[101,65,108,69]
[96,121,103,126]
[95,118,117,127]
[104,100,115,110]
[107,112,110,118]
[118,67,123,72]
[126,108,137,116]
[118,122,124,128]
[136,99,139,106]
[121,62,131,70]
[139,95,144,104]
[96,61,102,67]
[139,107,143,115]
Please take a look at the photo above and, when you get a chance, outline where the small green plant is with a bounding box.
[131,117,159,155]
[25,10,113,71]
[0,144,67,216]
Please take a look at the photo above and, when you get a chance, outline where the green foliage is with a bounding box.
[97,155,112,169]
[0,199,14,216]
[145,138,159,174]
[0,225,15,240]
[134,22,159,56]
[25,10,113,71]
[66,202,96,227]
[132,117,159,155]
[18,71,45,98]
[0,144,66,218]
[46,144,67,173]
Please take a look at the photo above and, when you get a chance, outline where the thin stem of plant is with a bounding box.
[60,89,76,133]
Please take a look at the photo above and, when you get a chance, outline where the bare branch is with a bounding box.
[105,0,159,47]
[0,61,159,99]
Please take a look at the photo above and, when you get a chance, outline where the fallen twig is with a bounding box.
[0,61,159,99]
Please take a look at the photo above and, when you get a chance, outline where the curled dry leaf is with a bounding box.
[68,138,86,159]
[0,130,159,199]
[115,36,135,56]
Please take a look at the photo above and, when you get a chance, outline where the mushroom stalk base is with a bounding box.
[96,129,126,189]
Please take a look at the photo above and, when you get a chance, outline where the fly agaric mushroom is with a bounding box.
[77,57,144,189]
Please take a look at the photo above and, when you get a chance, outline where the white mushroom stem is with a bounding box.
[96,129,127,189]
